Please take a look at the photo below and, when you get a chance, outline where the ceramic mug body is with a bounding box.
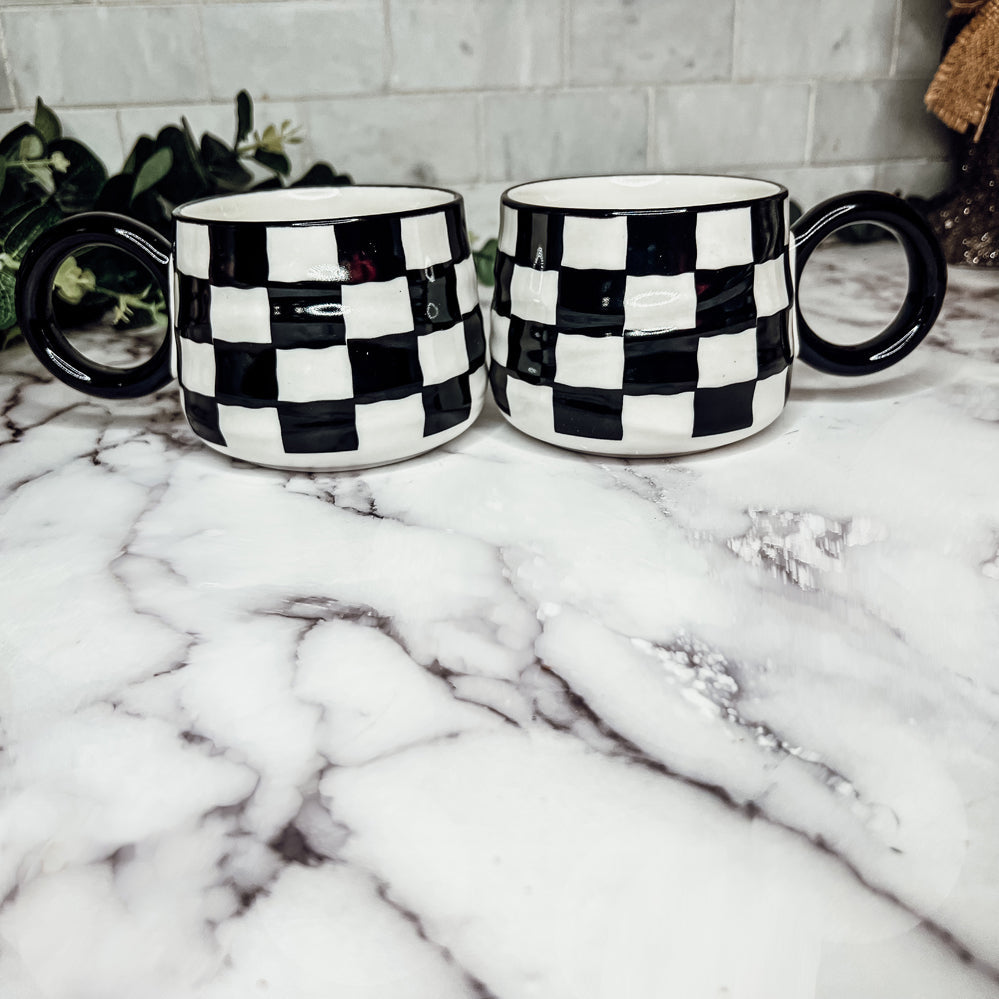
[489,174,946,456]
[17,186,486,470]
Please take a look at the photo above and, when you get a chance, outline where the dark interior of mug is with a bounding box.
[174,185,459,223]
[506,175,785,211]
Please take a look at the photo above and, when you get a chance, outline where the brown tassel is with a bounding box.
[925,0,999,141]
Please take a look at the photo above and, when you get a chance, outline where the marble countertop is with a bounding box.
[1,239,998,999]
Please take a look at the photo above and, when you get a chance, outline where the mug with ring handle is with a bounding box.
[488,174,947,456]
[15,185,486,470]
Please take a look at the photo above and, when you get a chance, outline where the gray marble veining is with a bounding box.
[1,240,998,998]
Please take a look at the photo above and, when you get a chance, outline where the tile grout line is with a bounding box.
[382,0,393,96]
[646,85,656,170]
[0,14,20,112]
[561,0,572,88]
[889,0,903,78]
[803,83,817,166]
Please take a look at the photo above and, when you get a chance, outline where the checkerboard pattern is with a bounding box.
[489,194,796,454]
[173,204,485,468]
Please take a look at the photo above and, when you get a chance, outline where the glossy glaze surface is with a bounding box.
[1,241,998,998]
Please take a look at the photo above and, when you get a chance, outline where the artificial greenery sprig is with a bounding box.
[0,92,351,347]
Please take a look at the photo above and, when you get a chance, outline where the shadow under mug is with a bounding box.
[16,186,486,470]
[489,174,947,456]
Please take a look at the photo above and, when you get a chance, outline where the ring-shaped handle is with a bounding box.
[791,191,947,376]
[15,212,173,399]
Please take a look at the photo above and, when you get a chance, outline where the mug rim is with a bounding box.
[502,173,789,216]
[173,184,463,226]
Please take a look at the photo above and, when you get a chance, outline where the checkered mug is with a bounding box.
[489,175,946,455]
[16,186,486,470]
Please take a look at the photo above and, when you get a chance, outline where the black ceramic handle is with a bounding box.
[791,191,946,376]
[15,212,173,399]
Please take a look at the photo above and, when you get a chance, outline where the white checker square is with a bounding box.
[401,212,452,270]
[342,277,414,339]
[498,205,519,257]
[754,256,790,317]
[697,328,759,388]
[696,208,754,269]
[455,257,479,316]
[418,323,470,385]
[490,311,510,368]
[210,286,273,344]
[560,215,628,271]
[355,394,426,453]
[752,369,789,428]
[175,222,210,279]
[623,273,697,333]
[275,346,353,403]
[554,334,624,390]
[621,392,696,450]
[505,377,554,438]
[217,403,283,457]
[178,338,216,397]
[266,224,343,283]
[510,265,558,325]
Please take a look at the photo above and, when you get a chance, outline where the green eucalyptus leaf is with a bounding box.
[201,132,253,190]
[122,135,156,176]
[289,162,352,188]
[0,124,43,161]
[33,99,61,144]
[235,90,253,146]
[473,238,498,286]
[154,125,210,205]
[94,172,137,215]
[131,146,173,201]
[249,175,284,192]
[19,134,44,161]
[51,138,108,213]
[0,269,16,331]
[2,322,21,347]
[5,202,62,260]
[253,147,290,176]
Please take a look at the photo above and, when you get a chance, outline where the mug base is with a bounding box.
[196,395,483,472]
[498,406,785,458]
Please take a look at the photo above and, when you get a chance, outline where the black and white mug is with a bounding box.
[16,186,486,470]
[489,174,946,456]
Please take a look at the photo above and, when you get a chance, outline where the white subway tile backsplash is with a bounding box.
[894,0,948,78]
[306,94,479,186]
[482,90,647,182]
[734,0,897,81]
[200,2,387,101]
[389,0,561,91]
[654,83,810,170]
[812,79,950,163]
[570,0,733,85]
[0,1,958,214]
[2,6,210,107]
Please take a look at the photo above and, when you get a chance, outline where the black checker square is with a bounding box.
[555,268,626,332]
[267,287,347,349]
[622,331,700,396]
[492,255,515,318]
[276,399,358,453]
[347,331,423,402]
[214,343,279,405]
[750,197,787,264]
[507,317,558,385]
[409,262,462,332]
[489,363,510,415]
[695,264,757,333]
[463,308,487,370]
[692,381,757,437]
[553,384,624,441]
[626,212,698,276]
[208,224,269,288]
[444,206,471,262]
[424,371,474,436]
[182,389,226,446]
[175,276,213,343]
[515,211,564,271]
[334,216,406,283]
[756,313,792,380]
